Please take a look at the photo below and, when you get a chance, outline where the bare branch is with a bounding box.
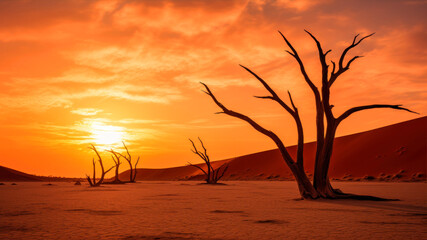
[198,137,209,161]
[135,157,140,169]
[337,104,418,124]
[198,137,214,173]
[305,30,329,86]
[355,33,375,46]
[115,152,130,163]
[305,30,323,54]
[329,33,374,87]
[89,144,102,162]
[345,55,363,69]
[104,166,115,174]
[111,155,117,165]
[187,162,208,176]
[287,91,297,112]
[189,138,208,162]
[108,150,121,166]
[201,82,295,166]
[330,60,336,76]
[278,31,318,93]
[122,141,132,162]
[254,95,274,100]
[285,50,295,57]
[339,33,374,69]
[240,64,295,115]
[216,163,229,182]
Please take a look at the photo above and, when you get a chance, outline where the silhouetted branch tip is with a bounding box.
[254,95,273,99]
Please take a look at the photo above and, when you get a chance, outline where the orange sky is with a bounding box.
[0,0,425,177]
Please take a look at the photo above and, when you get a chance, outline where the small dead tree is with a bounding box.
[86,144,114,187]
[116,141,140,183]
[187,138,229,184]
[202,30,417,199]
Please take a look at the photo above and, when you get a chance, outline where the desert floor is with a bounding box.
[0,181,426,240]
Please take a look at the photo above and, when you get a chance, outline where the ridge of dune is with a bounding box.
[119,116,426,181]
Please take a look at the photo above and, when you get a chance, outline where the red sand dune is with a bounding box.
[120,116,426,181]
[0,166,82,182]
[0,165,42,182]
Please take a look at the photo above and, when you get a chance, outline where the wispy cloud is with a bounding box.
[71,108,103,116]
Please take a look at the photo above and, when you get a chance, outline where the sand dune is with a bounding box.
[119,116,426,182]
[0,166,81,183]
[0,166,42,182]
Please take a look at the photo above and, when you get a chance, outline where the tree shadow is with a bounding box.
[316,198,427,214]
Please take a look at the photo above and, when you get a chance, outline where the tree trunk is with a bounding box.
[128,163,133,182]
[314,122,338,198]
[276,146,318,199]
[114,164,120,182]
[132,168,137,182]
[292,164,319,199]
[312,101,324,190]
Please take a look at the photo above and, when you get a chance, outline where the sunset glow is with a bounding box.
[0,0,425,177]
[89,121,125,147]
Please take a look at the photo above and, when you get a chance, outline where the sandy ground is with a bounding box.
[0,181,426,240]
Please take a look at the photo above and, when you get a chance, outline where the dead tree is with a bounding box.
[187,138,229,184]
[86,144,114,187]
[116,141,140,183]
[202,30,417,199]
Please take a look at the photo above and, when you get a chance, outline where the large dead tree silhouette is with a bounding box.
[188,138,229,184]
[116,141,140,183]
[86,144,114,187]
[202,30,417,199]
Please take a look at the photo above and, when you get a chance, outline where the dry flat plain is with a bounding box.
[0,181,426,240]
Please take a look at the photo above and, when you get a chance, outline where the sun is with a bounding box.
[89,121,125,147]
